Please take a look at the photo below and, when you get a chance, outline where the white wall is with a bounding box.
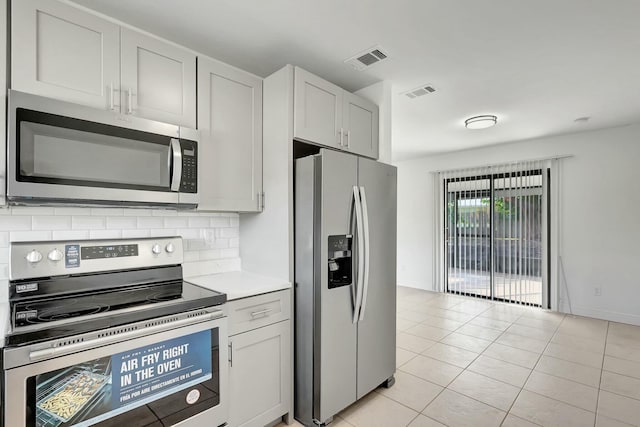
[240,65,293,282]
[397,124,640,325]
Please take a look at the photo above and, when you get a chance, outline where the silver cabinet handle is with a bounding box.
[346,130,351,148]
[250,308,273,318]
[358,186,370,321]
[170,138,182,192]
[109,82,115,111]
[127,88,133,114]
[229,342,233,367]
[352,185,365,324]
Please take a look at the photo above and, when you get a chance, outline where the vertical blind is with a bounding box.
[438,160,548,307]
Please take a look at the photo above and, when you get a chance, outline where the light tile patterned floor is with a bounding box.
[279,286,640,427]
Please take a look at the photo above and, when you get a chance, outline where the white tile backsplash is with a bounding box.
[0,207,241,302]
[52,230,90,240]
[89,229,123,239]
[106,216,138,229]
[216,227,238,238]
[32,216,72,230]
[72,216,106,229]
[0,216,32,230]
[9,230,53,241]
[137,216,164,229]
[210,217,230,228]
[164,217,189,229]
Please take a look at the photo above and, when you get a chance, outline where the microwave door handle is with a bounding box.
[170,138,182,192]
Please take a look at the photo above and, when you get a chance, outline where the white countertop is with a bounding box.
[186,271,291,301]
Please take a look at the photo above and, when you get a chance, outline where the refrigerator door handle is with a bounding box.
[359,186,371,321]
[352,185,365,324]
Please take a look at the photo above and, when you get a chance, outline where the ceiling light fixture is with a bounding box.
[465,115,497,130]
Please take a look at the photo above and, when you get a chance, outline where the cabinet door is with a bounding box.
[1,0,6,206]
[120,28,196,127]
[11,0,120,110]
[343,92,379,159]
[197,57,263,212]
[293,67,343,149]
[229,320,291,427]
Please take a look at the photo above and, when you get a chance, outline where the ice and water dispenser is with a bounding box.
[328,235,352,289]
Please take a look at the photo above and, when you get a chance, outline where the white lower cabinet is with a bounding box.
[229,320,290,427]
[227,290,292,427]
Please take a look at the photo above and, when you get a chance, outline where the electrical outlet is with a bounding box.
[595,287,602,296]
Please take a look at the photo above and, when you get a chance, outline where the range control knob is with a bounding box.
[165,243,175,253]
[26,250,43,264]
[152,244,162,255]
[48,249,64,262]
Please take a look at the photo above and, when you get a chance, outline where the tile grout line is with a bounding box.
[404,307,612,377]
[398,293,630,426]
[400,290,640,424]
[499,311,564,426]
[403,300,497,425]
[423,304,514,425]
[594,320,610,427]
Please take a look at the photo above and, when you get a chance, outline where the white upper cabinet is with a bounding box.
[121,29,196,128]
[293,67,379,159]
[197,57,263,212]
[343,92,379,159]
[1,0,6,206]
[11,0,120,110]
[11,0,197,127]
[293,67,343,149]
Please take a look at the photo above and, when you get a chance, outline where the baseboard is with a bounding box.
[397,283,437,292]
[560,303,640,326]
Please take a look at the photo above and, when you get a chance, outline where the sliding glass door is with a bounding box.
[446,179,491,298]
[445,169,546,306]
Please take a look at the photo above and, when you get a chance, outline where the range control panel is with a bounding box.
[81,244,139,260]
[10,237,183,281]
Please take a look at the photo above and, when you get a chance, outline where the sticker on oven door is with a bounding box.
[34,329,213,426]
[65,244,80,268]
[186,389,200,404]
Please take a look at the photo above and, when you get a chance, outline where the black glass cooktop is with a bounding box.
[6,267,226,347]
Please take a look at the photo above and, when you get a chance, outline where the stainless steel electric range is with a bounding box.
[2,237,228,427]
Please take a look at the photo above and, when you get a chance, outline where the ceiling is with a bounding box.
[72,0,640,161]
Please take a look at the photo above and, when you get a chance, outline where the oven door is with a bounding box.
[7,90,198,208]
[4,314,228,427]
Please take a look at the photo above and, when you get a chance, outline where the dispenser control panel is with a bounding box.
[328,235,353,289]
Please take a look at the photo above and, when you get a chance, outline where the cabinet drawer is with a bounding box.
[228,290,290,336]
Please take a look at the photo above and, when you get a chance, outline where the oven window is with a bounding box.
[17,108,172,191]
[26,329,220,427]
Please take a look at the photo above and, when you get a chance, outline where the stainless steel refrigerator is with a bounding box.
[294,149,397,426]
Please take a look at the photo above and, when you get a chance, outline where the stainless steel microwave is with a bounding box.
[7,90,199,208]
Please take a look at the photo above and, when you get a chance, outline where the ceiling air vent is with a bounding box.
[402,84,436,99]
[344,46,389,71]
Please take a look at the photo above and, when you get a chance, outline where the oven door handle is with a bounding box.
[28,310,224,361]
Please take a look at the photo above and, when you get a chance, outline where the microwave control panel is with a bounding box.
[180,139,198,193]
